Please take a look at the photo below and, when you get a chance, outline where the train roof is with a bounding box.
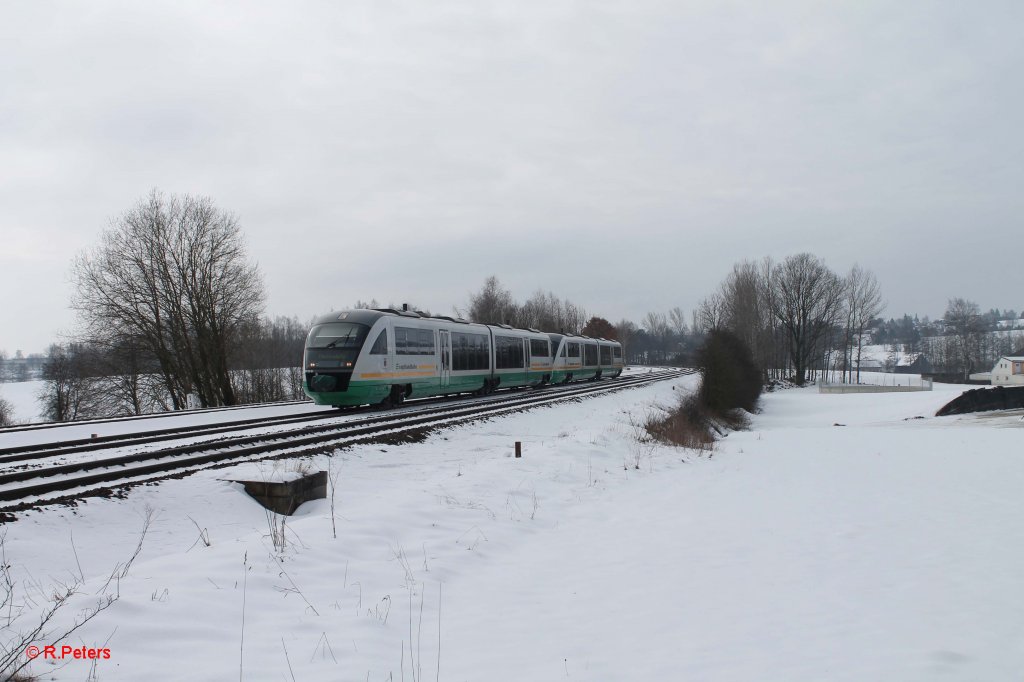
[311,309,386,326]
[310,310,620,341]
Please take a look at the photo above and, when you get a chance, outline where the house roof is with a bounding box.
[896,352,924,366]
[998,356,1024,362]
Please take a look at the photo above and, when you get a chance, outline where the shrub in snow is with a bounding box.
[643,394,715,451]
[696,329,762,413]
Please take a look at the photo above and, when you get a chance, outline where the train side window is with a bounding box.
[478,334,489,370]
[613,346,622,358]
[451,332,489,371]
[395,326,423,355]
[419,329,435,354]
[495,335,524,369]
[395,327,410,354]
[396,326,435,355]
[369,330,388,355]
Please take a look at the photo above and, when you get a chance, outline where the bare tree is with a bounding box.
[667,306,688,336]
[231,316,307,403]
[463,279,588,333]
[615,319,638,360]
[37,344,105,421]
[519,290,557,330]
[465,276,519,325]
[693,294,726,334]
[560,300,588,335]
[845,265,885,383]
[0,394,13,427]
[71,190,265,408]
[764,253,845,385]
[641,312,674,362]
[718,260,772,371]
[944,298,985,379]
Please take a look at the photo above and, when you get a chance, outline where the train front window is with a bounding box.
[307,322,369,349]
[305,322,370,370]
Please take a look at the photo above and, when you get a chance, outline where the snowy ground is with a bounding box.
[0,380,45,424]
[3,373,1023,681]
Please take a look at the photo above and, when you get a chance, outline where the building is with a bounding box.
[990,356,1024,386]
[855,359,884,373]
[894,354,933,375]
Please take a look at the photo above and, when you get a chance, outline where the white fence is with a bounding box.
[819,378,933,394]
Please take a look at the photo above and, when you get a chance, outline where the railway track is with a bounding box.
[0,368,692,513]
[0,397,312,434]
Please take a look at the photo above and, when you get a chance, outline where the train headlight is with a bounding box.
[345,361,353,367]
[308,362,317,368]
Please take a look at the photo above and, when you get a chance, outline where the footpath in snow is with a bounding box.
[3,372,1023,681]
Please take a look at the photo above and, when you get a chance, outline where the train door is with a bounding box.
[523,339,530,377]
[367,324,390,375]
[439,330,451,390]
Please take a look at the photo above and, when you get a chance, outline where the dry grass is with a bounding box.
[643,394,715,451]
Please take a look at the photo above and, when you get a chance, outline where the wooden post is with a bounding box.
[514,441,521,458]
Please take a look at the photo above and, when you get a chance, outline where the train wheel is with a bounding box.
[382,384,405,408]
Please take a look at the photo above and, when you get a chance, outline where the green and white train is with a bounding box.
[303,308,624,407]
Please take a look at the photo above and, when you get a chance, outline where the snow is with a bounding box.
[4,371,1024,681]
[0,380,45,424]
[854,345,923,370]
[0,399,328,450]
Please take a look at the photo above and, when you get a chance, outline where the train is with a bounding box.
[303,307,624,407]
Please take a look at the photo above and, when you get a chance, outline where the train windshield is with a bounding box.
[307,322,369,349]
[305,322,370,372]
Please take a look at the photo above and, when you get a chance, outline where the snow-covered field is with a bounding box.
[0,380,45,424]
[4,373,1023,681]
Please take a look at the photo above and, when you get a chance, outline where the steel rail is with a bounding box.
[0,369,690,510]
[0,371,686,465]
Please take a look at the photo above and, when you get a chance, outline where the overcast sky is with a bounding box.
[2,0,1022,353]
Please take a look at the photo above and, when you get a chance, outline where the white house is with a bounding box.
[990,356,1024,386]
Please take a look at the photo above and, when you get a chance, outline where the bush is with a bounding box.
[641,330,761,451]
[696,329,762,413]
[643,394,715,451]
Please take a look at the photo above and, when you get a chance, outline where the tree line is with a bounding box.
[38,317,308,421]
[691,254,884,385]
[18,188,1020,423]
